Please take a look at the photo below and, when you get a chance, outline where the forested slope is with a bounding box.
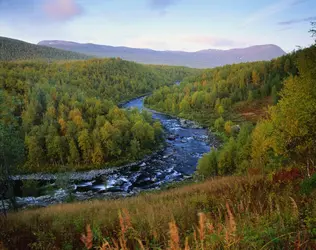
[0,37,90,61]
[145,49,298,125]
[0,58,199,173]
[146,44,316,178]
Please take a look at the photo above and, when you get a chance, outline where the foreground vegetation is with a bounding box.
[0,174,315,249]
[0,37,91,61]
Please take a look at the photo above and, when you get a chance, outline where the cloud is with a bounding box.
[242,0,302,26]
[42,0,83,21]
[183,36,246,48]
[277,26,293,31]
[148,0,181,10]
[0,0,82,22]
[291,0,310,5]
[278,16,316,25]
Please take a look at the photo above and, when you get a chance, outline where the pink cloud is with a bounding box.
[42,0,82,21]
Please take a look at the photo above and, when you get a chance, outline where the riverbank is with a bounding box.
[12,149,164,181]
[6,96,214,210]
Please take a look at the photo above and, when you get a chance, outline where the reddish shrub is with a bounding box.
[273,168,304,183]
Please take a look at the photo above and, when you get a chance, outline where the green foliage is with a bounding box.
[300,173,316,195]
[0,123,24,168]
[251,120,275,170]
[218,137,237,175]
[247,90,254,102]
[0,58,197,172]
[271,85,278,104]
[224,120,233,135]
[269,46,316,167]
[197,150,218,178]
[196,45,316,177]
[214,117,225,131]
[145,50,299,126]
[235,123,253,173]
[198,122,254,177]
[0,36,90,61]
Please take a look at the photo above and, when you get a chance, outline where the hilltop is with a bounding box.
[0,37,90,61]
[38,40,286,68]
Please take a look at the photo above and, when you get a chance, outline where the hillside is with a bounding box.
[145,42,316,190]
[0,58,199,173]
[1,175,316,249]
[0,37,90,61]
[145,47,299,127]
[38,40,286,68]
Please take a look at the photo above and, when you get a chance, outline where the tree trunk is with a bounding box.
[307,159,311,178]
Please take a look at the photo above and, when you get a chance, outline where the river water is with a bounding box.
[11,97,213,209]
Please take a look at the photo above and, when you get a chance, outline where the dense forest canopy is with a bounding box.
[0,58,199,172]
[145,50,298,121]
[0,36,91,61]
[145,44,316,177]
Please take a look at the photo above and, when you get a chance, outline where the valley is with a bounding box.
[11,97,213,209]
[0,10,315,249]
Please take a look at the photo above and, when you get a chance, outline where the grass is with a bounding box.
[1,174,315,249]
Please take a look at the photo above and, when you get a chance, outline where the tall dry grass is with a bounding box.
[0,175,315,249]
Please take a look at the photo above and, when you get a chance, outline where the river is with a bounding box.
[11,97,214,209]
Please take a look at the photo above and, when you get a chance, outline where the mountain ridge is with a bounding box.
[38,40,286,68]
[0,36,91,61]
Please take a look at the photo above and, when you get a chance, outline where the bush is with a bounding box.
[224,120,233,135]
[214,117,225,131]
[197,150,218,178]
[218,137,237,175]
[300,172,316,195]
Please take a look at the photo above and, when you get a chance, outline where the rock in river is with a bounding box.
[179,119,202,129]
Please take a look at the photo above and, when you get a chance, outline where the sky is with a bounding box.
[0,0,315,52]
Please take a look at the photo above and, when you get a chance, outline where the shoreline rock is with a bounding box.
[179,118,202,129]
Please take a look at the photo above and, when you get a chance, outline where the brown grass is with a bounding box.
[233,97,273,122]
[0,175,315,249]
[80,225,93,249]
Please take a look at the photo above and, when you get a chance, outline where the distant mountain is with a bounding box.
[38,40,286,68]
[0,37,90,61]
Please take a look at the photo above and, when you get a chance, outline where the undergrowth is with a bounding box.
[0,175,316,249]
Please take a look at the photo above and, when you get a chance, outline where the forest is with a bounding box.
[0,37,91,61]
[145,44,316,179]
[0,58,199,173]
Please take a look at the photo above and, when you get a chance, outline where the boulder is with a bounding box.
[167,134,177,140]
[179,119,202,129]
[231,125,241,134]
